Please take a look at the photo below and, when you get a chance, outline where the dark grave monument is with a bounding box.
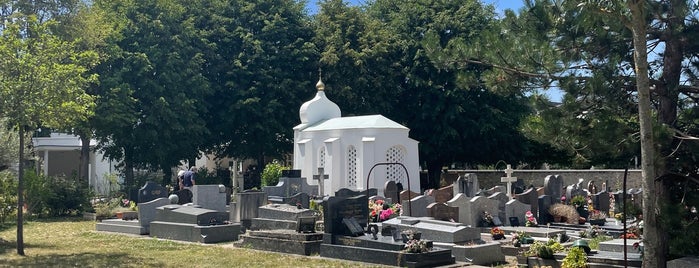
[384,181,400,204]
[320,188,455,267]
[231,190,267,229]
[138,181,168,203]
[239,203,324,256]
[149,205,241,243]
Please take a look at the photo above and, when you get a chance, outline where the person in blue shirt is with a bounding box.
[182,166,197,190]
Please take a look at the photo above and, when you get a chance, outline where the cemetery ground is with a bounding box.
[0,217,519,267]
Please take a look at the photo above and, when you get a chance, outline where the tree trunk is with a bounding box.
[426,161,443,191]
[16,126,25,255]
[79,134,91,187]
[628,2,663,267]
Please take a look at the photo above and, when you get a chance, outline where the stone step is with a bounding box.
[96,219,147,235]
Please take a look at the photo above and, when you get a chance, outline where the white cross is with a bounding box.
[313,167,329,197]
[501,164,517,199]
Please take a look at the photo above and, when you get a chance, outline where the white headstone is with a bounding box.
[501,164,517,199]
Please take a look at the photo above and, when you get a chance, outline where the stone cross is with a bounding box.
[313,167,329,197]
[501,164,517,199]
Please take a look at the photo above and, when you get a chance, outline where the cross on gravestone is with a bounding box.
[501,164,517,199]
[313,167,329,197]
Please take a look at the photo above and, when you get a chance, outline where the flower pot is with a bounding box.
[115,212,123,219]
[589,219,606,226]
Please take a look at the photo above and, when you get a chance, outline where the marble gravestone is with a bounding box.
[138,181,169,204]
[544,175,564,201]
[505,199,531,227]
[454,173,479,197]
[402,194,435,217]
[515,188,539,218]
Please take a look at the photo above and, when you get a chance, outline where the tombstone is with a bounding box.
[175,189,193,204]
[447,194,471,226]
[263,170,319,199]
[137,197,171,230]
[588,180,598,195]
[484,185,505,196]
[592,190,611,213]
[401,195,435,217]
[313,167,330,196]
[426,202,459,222]
[505,199,531,227]
[537,195,554,225]
[192,184,227,212]
[335,188,377,198]
[515,188,539,217]
[464,196,500,227]
[500,165,517,198]
[488,192,509,225]
[512,179,526,194]
[383,181,399,204]
[544,175,564,201]
[429,185,454,203]
[321,190,369,236]
[232,190,267,227]
[399,190,420,202]
[453,172,479,197]
[138,181,169,203]
[283,192,311,209]
[565,184,586,202]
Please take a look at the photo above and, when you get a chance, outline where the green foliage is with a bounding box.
[11,169,93,217]
[195,168,232,187]
[588,235,612,250]
[261,161,288,187]
[571,195,586,208]
[0,171,17,224]
[524,239,565,259]
[562,246,588,268]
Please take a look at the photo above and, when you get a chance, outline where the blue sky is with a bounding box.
[305,1,564,102]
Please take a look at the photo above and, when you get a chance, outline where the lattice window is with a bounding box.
[385,146,406,183]
[319,147,326,168]
[347,146,357,187]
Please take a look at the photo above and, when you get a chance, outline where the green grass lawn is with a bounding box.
[0,217,383,267]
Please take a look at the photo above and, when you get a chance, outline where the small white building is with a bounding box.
[293,79,420,196]
[32,133,118,195]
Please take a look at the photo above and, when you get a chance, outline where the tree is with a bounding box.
[198,0,317,175]
[92,0,211,189]
[0,16,97,255]
[431,0,699,264]
[360,0,545,189]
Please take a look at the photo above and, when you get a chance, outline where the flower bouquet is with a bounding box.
[490,227,506,240]
[525,210,538,227]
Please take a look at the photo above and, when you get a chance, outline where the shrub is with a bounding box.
[0,171,17,224]
[44,175,92,216]
[562,246,588,268]
[549,203,580,224]
[261,161,288,187]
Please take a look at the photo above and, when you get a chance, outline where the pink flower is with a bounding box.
[380,208,393,221]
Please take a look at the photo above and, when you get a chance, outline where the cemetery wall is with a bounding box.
[433,169,643,191]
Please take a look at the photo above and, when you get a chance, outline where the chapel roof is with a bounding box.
[301,115,408,132]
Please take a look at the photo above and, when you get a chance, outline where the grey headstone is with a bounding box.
[427,202,459,222]
[515,188,539,217]
[138,181,168,203]
[505,199,531,227]
[467,196,499,227]
[488,192,509,224]
[593,190,610,213]
[544,175,564,201]
[565,184,586,203]
[192,184,227,212]
[484,185,505,196]
[232,191,267,222]
[429,185,454,204]
[382,217,480,243]
[447,194,471,226]
[400,190,420,202]
[537,195,553,225]
[138,197,170,228]
[384,181,399,204]
[402,195,435,217]
[453,173,479,197]
[263,172,319,198]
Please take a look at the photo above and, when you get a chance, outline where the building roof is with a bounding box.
[300,115,408,132]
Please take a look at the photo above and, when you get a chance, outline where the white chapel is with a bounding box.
[293,78,420,196]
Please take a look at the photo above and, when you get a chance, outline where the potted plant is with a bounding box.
[490,227,506,240]
[588,210,606,226]
[571,195,589,219]
[561,246,588,268]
